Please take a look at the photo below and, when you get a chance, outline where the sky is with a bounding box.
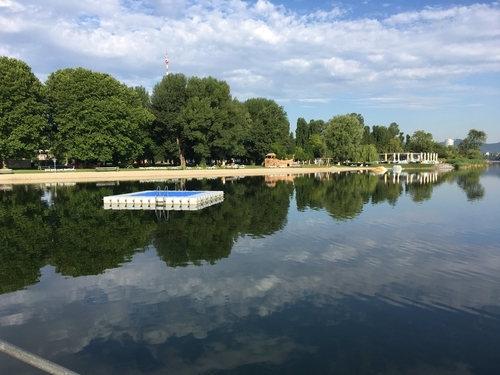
[1,0,499,143]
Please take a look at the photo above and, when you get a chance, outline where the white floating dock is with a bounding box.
[103,190,224,210]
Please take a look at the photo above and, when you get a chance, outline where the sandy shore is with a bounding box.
[0,166,370,185]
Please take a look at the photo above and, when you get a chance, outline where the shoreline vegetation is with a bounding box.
[1,57,489,181]
[1,164,444,185]
[446,158,488,170]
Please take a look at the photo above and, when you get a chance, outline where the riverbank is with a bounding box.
[0,166,373,185]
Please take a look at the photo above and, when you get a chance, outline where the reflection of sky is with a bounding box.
[1,169,500,374]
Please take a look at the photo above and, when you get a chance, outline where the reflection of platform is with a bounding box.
[103,190,224,210]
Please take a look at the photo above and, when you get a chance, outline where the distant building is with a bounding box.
[445,139,455,147]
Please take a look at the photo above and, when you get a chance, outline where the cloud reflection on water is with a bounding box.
[1,168,499,374]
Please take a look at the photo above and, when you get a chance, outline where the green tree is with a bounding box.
[322,114,364,161]
[354,144,379,163]
[308,119,326,137]
[179,76,246,164]
[362,126,374,145]
[244,98,291,163]
[308,134,326,158]
[387,137,403,153]
[370,123,403,152]
[294,146,311,161]
[408,130,434,153]
[458,129,487,158]
[225,98,250,160]
[432,142,449,159]
[132,86,158,164]
[399,131,405,145]
[350,113,365,127]
[296,117,308,149]
[45,68,153,165]
[287,131,296,156]
[445,145,459,159]
[404,134,411,151]
[388,122,400,138]
[0,57,48,168]
[150,73,188,165]
[132,86,151,109]
[371,125,392,152]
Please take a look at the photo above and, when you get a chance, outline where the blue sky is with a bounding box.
[1,0,499,142]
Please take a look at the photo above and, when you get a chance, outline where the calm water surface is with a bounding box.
[1,166,500,374]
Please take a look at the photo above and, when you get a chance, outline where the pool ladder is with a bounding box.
[155,185,168,207]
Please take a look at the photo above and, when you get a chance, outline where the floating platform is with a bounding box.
[103,190,224,211]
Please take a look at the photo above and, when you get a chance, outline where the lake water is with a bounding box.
[1,166,499,374]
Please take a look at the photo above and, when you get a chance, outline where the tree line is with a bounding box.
[0,56,487,168]
[295,116,487,162]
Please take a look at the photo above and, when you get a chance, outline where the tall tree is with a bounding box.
[225,98,250,161]
[408,130,434,153]
[387,137,403,153]
[0,57,48,168]
[361,126,374,145]
[404,134,412,151]
[132,86,158,163]
[179,76,246,164]
[371,125,392,152]
[322,114,364,161]
[132,86,151,110]
[308,119,326,137]
[296,117,308,149]
[458,129,487,158]
[388,122,400,138]
[287,131,296,156]
[150,73,188,165]
[350,113,365,127]
[308,134,326,158]
[244,98,291,163]
[45,68,153,164]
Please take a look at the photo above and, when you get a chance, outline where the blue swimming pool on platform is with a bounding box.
[103,190,224,210]
[129,191,202,197]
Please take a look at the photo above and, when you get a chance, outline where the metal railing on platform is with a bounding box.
[0,339,79,375]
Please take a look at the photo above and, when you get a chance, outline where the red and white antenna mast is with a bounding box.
[165,50,169,76]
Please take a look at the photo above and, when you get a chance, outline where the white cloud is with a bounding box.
[363,94,452,109]
[0,0,24,11]
[295,98,330,103]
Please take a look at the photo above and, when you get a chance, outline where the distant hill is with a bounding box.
[481,143,500,154]
[441,139,500,154]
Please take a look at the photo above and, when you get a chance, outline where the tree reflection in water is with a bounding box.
[0,168,486,294]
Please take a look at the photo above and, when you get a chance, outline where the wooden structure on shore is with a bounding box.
[263,153,294,168]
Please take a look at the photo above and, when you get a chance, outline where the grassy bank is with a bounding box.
[445,158,487,170]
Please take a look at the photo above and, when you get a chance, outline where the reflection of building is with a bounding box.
[265,174,295,188]
[221,176,240,185]
[380,171,440,185]
[264,153,294,168]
